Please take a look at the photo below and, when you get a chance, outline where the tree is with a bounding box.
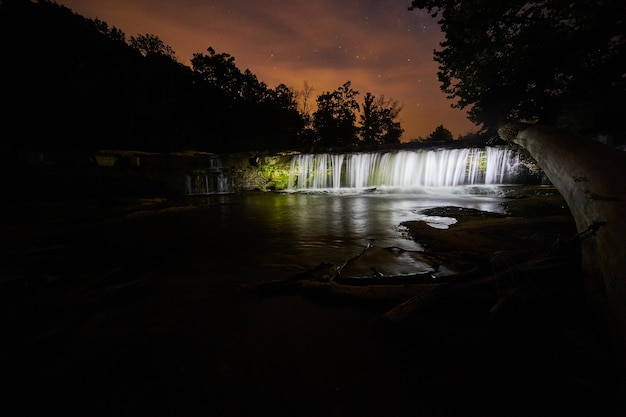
[0,1,309,154]
[408,0,626,137]
[407,0,626,374]
[295,81,317,147]
[426,124,454,142]
[498,122,626,376]
[130,33,176,60]
[239,69,269,104]
[92,18,126,43]
[268,84,299,113]
[312,81,360,147]
[359,92,404,145]
[0,0,160,151]
[258,84,305,150]
[297,80,315,128]
[191,47,269,103]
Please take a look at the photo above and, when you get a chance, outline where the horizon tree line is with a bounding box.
[1,0,464,156]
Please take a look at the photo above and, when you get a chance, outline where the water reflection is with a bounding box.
[188,186,512,284]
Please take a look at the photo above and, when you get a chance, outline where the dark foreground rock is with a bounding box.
[1,191,624,417]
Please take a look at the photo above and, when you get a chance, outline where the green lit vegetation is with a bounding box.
[258,156,293,190]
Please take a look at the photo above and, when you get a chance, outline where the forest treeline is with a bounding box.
[1,0,450,155]
[410,0,625,145]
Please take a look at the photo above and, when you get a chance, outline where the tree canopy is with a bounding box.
[427,124,454,142]
[0,0,407,154]
[409,0,626,139]
[312,81,361,148]
[359,93,404,145]
[130,33,177,60]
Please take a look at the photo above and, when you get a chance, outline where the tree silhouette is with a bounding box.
[409,0,626,373]
[312,81,360,148]
[426,124,454,142]
[130,33,177,60]
[297,81,315,128]
[409,0,626,139]
[191,47,267,101]
[1,1,413,155]
[359,92,404,145]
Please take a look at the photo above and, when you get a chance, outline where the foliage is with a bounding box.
[311,83,405,148]
[408,0,626,137]
[0,0,406,155]
[191,47,268,102]
[312,81,361,147]
[0,0,309,153]
[91,17,126,43]
[426,125,454,142]
[130,33,177,60]
[190,48,305,151]
[257,155,293,190]
[296,80,316,129]
[359,93,404,145]
[1,0,160,151]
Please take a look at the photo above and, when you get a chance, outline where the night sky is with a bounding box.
[57,0,476,141]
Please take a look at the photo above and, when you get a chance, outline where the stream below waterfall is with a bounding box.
[4,181,619,417]
[178,185,522,286]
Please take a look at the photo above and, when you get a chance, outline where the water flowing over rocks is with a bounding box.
[8,145,543,201]
[287,146,521,190]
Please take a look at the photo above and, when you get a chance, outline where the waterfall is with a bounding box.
[287,146,520,190]
[185,157,233,195]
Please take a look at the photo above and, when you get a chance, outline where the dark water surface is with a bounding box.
[1,186,621,417]
[158,186,510,285]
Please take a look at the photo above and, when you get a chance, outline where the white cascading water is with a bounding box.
[185,158,233,195]
[287,146,519,190]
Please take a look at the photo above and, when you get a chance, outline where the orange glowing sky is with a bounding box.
[57,0,477,141]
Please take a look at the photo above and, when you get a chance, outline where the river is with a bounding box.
[157,185,515,286]
[2,182,620,417]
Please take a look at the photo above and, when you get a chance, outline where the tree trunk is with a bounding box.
[499,123,626,371]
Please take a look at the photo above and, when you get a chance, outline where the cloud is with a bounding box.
[58,0,476,139]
